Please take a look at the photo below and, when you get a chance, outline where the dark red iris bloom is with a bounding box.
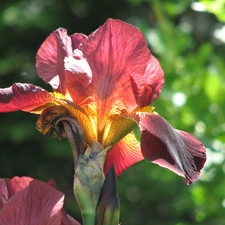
[0,19,206,184]
[0,176,80,225]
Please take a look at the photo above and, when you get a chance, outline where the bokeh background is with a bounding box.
[0,0,225,224]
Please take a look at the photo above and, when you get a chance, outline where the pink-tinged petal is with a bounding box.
[36,28,72,90]
[79,19,152,110]
[45,179,81,225]
[3,176,33,198]
[104,132,144,176]
[0,179,9,209]
[136,113,206,184]
[0,179,64,225]
[0,83,58,113]
[36,29,92,99]
[61,213,81,225]
[71,33,88,49]
[130,55,164,106]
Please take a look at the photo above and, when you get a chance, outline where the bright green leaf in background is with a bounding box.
[198,0,225,22]
[204,73,225,104]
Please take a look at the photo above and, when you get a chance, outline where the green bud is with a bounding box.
[96,165,120,225]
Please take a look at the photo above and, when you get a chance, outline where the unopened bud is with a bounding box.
[96,165,120,225]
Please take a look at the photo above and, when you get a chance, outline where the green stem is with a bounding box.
[81,210,96,225]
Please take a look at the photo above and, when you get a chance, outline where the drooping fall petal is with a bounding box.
[0,83,58,113]
[136,113,206,184]
[104,132,144,176]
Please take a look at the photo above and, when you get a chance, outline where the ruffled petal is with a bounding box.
[36,28,72,91]
[104,132,144,176]
[136,113,206,184]
[0,176,33,201]
[36,29,92,101]
[0,83,58,113]
[130,55,164,106]
[0,178,64,225]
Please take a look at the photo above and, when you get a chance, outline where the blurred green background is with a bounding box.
[0,0,225,224]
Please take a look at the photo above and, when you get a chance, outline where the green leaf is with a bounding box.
[204,74,224,103]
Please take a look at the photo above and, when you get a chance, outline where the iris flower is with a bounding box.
[0,176,80,225]
[0,19,206,184]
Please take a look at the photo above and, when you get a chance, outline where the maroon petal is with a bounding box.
[0,83,58,113]
[0,178,64,225]
[136,113,206,184]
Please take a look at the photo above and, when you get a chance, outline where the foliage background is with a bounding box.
[0,0,225,224]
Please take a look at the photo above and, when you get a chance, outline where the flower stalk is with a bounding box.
[36,106,117,225]
[73,142,112,225]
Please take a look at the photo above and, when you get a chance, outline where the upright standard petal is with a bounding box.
[68,19,162,140]
[104,132,144,176]
[0,83,59,113]
[36,29,92,102]
[80,19,152,111]
[130,55,164,107]
[36,28,72,91]
[136,113,206,184]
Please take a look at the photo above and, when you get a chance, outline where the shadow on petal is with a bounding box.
[136,113,206,184]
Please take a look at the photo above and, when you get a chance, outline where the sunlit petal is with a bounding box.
[136,113,206,184]
[81,19,151,109]
[36,28,72,91]
[104,132,144,176]
[102,112,136,147]
[74,19,159,136]
[0,83,59,113]
[36,29,92,102]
